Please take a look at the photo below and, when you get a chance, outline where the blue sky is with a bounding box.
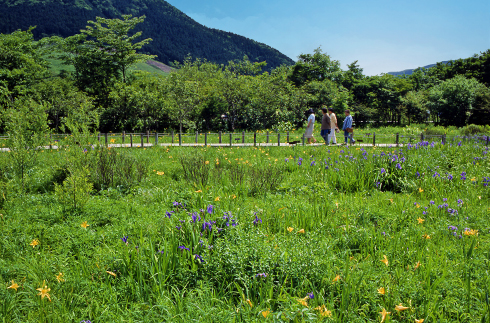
[168,0,489,75]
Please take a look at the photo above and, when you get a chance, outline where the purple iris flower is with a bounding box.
[380,168,386,174]
[178,245,189,251]
[121,236,128,244]
[253,213,262,226]
[207,204,214,214]
[308,293,314,299]
[396,163,402,170]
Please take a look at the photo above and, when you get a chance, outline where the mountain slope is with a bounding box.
[387,61,450,76]
[0,0,294,70]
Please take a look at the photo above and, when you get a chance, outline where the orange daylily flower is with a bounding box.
[36,281,51,301]
[81,221,89,229]
[7,280,19,291]
[379,308,390,323]
[377,287,386,295]
[380,255,389,266]
[394,303,409,312]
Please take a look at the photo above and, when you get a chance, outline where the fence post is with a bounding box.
[278,133,281,146]
[171,131,174,144]
[205,133,208,146]
[242,131,245,144]
[373,133,376,146]
[179,133,182,146]
[287,131,289,142]
[98,133,101,142]
[229,133,232,147]
[349,133,353,146]
[421,133,424,141]
[266,131,269,144]
[195,131,198,144]
[130,134,133,147]
[486,136,489,146]
[122,131,125,144]
[254,132,257,146]
[141,133,144,148]
[219,131,222,144]
[442,134,446,145]
[105,133,108,146]
[146,130,150,144]
[302,134,305,146]
[49,134,52,149]
[396,133,399,147]
[155,132,158,146]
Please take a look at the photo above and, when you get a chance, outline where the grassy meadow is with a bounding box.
[0,134,489,322]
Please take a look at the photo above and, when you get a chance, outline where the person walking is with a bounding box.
[320,107,331,145]
[342,109,355,145]
[304,108,316,144]
[328,108,338,144]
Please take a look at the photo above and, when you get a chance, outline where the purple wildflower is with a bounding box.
[121,236,128,244]
[207,204,214,214]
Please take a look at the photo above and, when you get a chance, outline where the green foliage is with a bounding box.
[427,75,486,126]
[54,167,93,211]
[3,99,49,190]
[0,28,49,103]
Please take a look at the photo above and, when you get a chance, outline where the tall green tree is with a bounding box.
[427,75,486,126]
[0,28,49,105]
[61,15,155,107]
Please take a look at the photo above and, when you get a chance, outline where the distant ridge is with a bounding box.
[387,61,450,76]
[0,0,294,70]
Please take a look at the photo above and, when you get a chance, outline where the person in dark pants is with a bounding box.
[320,107,331,145]
[342,109,355,145]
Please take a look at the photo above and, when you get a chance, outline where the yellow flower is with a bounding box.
[389,199,393,203]
[417,217,425,224]
[463,229,478,236]
[195,190,202,193]
[29,239,40,248]
[297,229,305,234]
[422,234,431,239]
[380,255,389,266]
[394,303,409,312]
[214,196,220,201]
[261,310,271,318]
[56,272,65,282]
[414,261,421,270]
[314,305,332,317]
[110,139,116,143]
[287,227,294,232]
[157,171,165,175]
[418,188,423,193]
[297,296,309,307]
[416,204,421,208]
[106,271,117,277]
[379,308,390,323]
[36,281,51,301]
[377,287,386,295]
[7,280,19,291]
[81,221,89,229]
[471,177,476,181]
[332,275,340,283]
[415,319,424,323]
[205,161,209,165]
[246,299,253,308]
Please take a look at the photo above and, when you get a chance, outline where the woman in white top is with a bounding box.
[304,108,317,144]
[328,108,338,144]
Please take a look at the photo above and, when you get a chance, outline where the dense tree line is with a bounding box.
[0,0,294,71]
[1,16,489,134]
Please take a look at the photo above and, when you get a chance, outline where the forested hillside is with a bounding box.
[0,0,294,69]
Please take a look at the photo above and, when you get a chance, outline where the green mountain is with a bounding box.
[0,0,294,70]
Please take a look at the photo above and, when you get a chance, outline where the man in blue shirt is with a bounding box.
[342,109,355,145]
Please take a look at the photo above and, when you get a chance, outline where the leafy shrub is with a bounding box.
[54,168,93,211]
[461,124,490,135]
